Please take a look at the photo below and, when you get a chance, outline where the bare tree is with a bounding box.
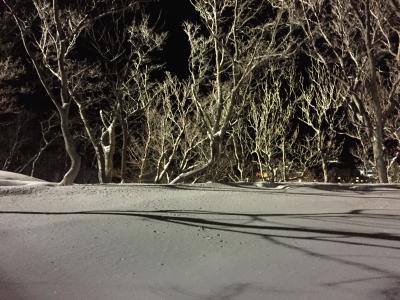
[343,100,376,179]
[298,64,345,182]
[78,16,166,183]
[3,0,81,184]
[2,0,146,184]
[249,68,296,183]
[294,0,400,182]
[127,74,207,183]
[229,116,253,182]
[118,20,166,182]
[170,0,298,183]
[152,75,191,183]
[384,110,400,182]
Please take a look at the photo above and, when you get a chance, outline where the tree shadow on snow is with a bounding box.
[1,208,400,289]
[159,183,400,200]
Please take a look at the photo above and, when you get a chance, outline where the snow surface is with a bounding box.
[1,172,400,300]
[0,170,53,187]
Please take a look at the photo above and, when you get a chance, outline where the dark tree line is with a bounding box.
[1,0,399,184]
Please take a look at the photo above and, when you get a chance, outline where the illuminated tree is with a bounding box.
[170,0,298,183]
[2,0,147,184]
[294,0,400,182]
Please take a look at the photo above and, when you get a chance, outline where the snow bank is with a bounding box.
[0,170,52,187]
[1,183,399,300]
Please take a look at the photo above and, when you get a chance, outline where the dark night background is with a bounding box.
[1,0,398,184]
[0,0,205,182]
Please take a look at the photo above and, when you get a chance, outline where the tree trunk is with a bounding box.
[103,145,115,183]
[322,157,328,183]
[58,106,81,185]
[281,136,287,182]
[101,119,116,183]
[75,100,107,183]
[103,147,113,182]
[119,110,128,183]
[364,3,389,183]
[369,68,388,183]
[139,110,153,183]
[169,137,218,184]
[372,131,388,183]
[96,150,106,184]
[267,163,275,183]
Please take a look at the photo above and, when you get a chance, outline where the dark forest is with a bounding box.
[1,0,399,184]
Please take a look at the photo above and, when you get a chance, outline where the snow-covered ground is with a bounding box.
[0,170,54,187]
[1,172,400,300]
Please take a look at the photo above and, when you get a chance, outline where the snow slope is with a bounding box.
[0,170,52,187]
[0,175,399,299]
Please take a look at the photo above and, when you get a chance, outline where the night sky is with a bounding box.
[6,1,200,113]
[152,0,199,77]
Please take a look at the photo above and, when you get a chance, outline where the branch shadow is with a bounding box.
[1,208,400,243]
[159,183,400,200]
[2,208,400,285]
